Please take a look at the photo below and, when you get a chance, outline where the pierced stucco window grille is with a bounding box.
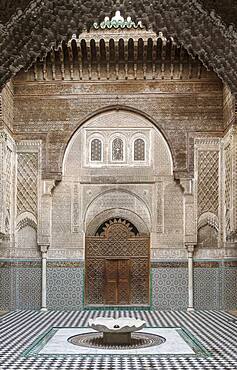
[112,138,124,161]
[134,138,145,161]
[90,138,102,161]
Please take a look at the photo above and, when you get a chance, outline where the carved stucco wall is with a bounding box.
[0,131,15,257]
[49,109,186,259]
[13,71,223,179]
[195,138,221,258]
[13,141,41,259]
[222,126,237,257]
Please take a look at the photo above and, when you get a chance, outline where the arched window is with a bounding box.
[134,138,145,161]
[90,138,102,161]
[112,138,124,161]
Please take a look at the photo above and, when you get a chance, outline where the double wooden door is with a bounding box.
[85,220,150,306]
[105,259,130,305]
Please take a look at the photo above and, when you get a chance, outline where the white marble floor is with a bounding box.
[39,327,195,355]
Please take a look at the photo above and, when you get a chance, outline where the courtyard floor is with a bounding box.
[0,310,237,369]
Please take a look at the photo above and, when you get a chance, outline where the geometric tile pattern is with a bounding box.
[0,310,237,369]
[1,265,236,311]
[0,267,12,310]
[16,268,41,310]
[152,268,188,310]
[0,266,41,310]
[47,268,84,310]
[223,268,237,310]
[194,268,220,310]
[198,150,219,216]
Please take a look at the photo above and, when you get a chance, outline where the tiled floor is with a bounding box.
[0,310,237,369]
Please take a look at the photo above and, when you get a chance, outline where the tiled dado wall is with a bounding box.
[0,260,84,311]
[47,261,84,311]
[0,260,42,310]
[151,260,237,311]
[0,260,236,311]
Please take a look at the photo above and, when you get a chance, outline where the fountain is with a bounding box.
[88,317,146,345]
[68,317,166,350]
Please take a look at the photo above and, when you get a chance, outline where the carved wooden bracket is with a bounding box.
[179,178,194,195]
[42,180,56,196]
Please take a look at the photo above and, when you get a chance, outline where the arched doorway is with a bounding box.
[85,218,150,306]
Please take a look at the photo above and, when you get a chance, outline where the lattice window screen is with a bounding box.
[134,138,145,161]
[91,138,102,161]
[112,138,124,161]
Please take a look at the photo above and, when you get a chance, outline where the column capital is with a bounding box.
[39,244,49,254]
[185,243,196,254]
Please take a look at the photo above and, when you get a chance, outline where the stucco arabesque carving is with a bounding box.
[0,132,8,142]
[226,230,237,244]
[194,138,220,146]
[0,231,10,243]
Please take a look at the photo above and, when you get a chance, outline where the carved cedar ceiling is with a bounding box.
[0,1,237,92]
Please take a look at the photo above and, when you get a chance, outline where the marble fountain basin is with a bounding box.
[88,317,146,345]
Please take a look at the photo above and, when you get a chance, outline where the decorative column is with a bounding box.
[40,244,49,312]
[38,180,55,312]
[186,244,195,312]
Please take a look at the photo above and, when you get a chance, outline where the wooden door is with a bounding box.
[85,220,150,306]
[105,259,130,305]
[105,259,117,304]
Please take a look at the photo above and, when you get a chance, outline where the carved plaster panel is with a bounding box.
[224,143,232,236]
[48,248,84,259]
[151,248,187,260]
[17,152,38,216]
[16,140,41,217]
[156,182,164,233]
[0,131,15,237]
[164,183,184,235]
[71,182,80,233]
[15,141,41,256]
[63,110,172,178]
[197,150,219,216]
[86,208,149,236]
[84,188,151,232]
